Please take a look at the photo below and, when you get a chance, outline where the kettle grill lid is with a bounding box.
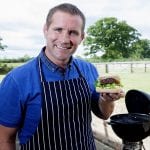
[125,89,150,114]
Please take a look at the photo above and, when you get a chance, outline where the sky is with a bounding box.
[0,0,150,58]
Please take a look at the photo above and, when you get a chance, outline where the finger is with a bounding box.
[100,95,106,102]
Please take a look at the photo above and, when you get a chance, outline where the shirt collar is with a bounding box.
[39,47,73,72]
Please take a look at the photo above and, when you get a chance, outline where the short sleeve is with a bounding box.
[0,74,22,127]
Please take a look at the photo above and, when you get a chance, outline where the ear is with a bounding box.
[81,32,85,40]
[79,32,85,44]
[43,24,48,38]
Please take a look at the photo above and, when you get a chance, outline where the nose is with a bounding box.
[61,32,70,43]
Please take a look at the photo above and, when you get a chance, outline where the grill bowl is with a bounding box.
[108,113,150,142]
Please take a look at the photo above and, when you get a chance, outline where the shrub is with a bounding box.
[0,64,13,74]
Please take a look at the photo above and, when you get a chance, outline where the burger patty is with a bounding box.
[100,77,120,85]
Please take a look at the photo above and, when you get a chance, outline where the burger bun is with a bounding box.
[98,88,125,97]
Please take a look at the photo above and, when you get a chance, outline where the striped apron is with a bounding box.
[20,59,96,150]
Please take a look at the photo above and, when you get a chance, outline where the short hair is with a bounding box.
[46,3,85,32]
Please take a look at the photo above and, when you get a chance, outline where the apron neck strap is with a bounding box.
[38,56,83,82]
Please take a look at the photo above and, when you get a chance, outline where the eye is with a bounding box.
[69,30,79,36]
[54,28,62,33]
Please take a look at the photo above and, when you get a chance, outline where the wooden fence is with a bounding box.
[93,62,150,74]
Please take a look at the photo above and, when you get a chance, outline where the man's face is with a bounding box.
[43,11,84,66]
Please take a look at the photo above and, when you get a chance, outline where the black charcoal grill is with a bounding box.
[108,89,150,150]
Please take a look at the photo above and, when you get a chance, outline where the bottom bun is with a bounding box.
[98,88,125,97]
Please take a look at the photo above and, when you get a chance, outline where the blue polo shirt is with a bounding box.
[0,49,101,144]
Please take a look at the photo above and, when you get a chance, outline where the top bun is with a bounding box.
[100,75,121,85]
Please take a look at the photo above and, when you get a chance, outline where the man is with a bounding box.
[0,3,123,150]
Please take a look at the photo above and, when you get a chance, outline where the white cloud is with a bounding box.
[0,0,150,57]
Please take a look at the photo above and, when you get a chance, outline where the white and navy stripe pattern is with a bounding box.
[20,59,96,150]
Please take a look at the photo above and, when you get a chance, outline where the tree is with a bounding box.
[0,37,7,50]
[83,17,141,59]
[129,39,150,59]
[138,39,150,58]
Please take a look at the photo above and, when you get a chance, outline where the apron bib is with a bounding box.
[20,58,96,150]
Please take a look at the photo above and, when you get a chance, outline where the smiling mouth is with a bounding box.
[56,45,72,50]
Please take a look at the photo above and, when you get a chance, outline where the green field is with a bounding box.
[120,72,150,92]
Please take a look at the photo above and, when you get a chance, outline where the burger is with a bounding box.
[97,75,125,97]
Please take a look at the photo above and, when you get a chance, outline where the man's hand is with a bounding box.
[100,91,125,102]
[99,91,125,120]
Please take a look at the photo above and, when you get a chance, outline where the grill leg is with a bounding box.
[122,140,143,150]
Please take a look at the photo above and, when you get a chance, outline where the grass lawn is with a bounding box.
[120,72,150,93]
